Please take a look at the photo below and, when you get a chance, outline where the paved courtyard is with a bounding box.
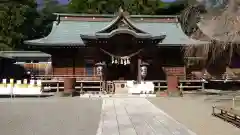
[149,95,240,135]
[0,96,240,135]
[0,98,102,135]
[97,98,195,135]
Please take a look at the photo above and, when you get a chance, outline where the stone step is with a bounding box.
[79,94,156,98]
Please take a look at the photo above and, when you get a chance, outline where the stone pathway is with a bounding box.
[97,98,196,135]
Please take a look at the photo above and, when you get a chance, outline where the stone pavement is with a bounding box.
[97,98,196,135]
[0,98,102,135]
[149,96,240,135]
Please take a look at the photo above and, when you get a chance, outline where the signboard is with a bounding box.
[163,67,185,76]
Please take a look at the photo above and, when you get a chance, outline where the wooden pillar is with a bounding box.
[63,77,76,96]
[167,75,179,95]
[164,67,183,97]
[137,58,141,83]
[63,50,77,96]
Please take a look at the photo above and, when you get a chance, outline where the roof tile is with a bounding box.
[24,15,209,46]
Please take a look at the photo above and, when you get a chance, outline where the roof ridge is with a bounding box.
[96,11,148,34]
[1,51,44,53]
[53,13,178,18]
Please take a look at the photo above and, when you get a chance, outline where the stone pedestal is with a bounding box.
[167,76,182,97]
[63,78,76,96]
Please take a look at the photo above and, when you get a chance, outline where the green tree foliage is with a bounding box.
[68,0,122,14]
[156,0,189,15]
[0,0,38,50]
[67,0,186,15]
[0,0,69,51]
[0,0,188,51]
[124,0,165,15]
[36,0,68,37]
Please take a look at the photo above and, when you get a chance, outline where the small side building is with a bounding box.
[0,51,51,79]
[0,52,23,80]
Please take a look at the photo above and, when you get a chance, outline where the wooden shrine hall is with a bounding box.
[24,8,209,95]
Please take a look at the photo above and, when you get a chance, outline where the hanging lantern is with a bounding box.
[96,66,103,76]
[95,62,106,76]
[140,62,149,80]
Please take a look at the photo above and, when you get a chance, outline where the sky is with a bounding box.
[56,0,69,4]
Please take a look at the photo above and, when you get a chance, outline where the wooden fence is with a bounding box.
[232,96,240,110]
[153,80,205,91]
[39,79,205,93]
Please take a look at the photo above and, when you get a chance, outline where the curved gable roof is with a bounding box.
[24,13,209,47]
[96,9,147,34]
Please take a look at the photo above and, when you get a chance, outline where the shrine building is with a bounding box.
[22,9,214,95]
[24,9,208,82]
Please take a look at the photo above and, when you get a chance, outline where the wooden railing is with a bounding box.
[39,79,206,93]
[30,75,240,94]
[152,80,205,91]
[152,80,167,91]
[33,75,103,93]
[232,96,240,110]
[33,75,102,81]
[212,106,240,127]
[41,80,103,93]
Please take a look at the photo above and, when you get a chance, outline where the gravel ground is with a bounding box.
[0,97,102,135]
[148,94,240,135]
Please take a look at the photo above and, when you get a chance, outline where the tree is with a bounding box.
[36,0,69,38]
[180,0,240,67]
[68,0,122,14]
[0,0,39,50]
[156,0,189,15]
[0,0,69,51]
[124,0,163,15]
[67,0,179,15]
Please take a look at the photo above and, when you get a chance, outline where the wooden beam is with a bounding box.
[137,58,141,83]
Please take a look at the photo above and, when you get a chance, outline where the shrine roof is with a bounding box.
[24,13,209,47]
[0,52,14,60]
[1,51,51,58]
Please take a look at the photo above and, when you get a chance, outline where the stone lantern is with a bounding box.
[140,62,149,81]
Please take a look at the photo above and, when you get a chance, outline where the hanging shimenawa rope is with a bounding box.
[100,48,143,65]
[100,48,143,58]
